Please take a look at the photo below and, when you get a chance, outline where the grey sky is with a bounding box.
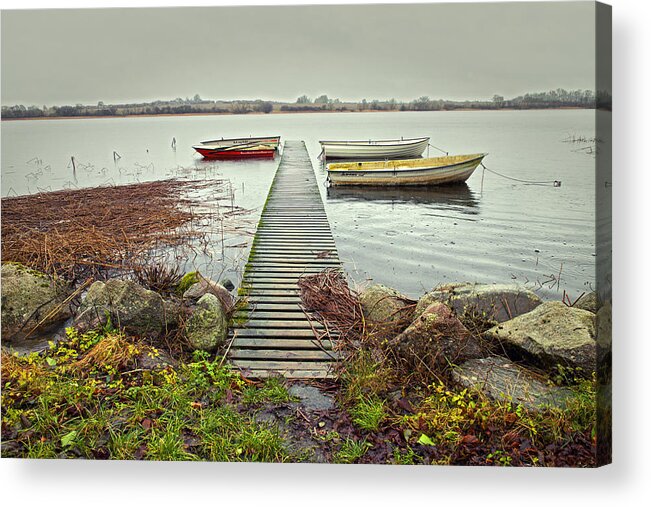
[1,2,596,106]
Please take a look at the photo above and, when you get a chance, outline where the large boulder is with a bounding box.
[359,284,414,331]
[415,283,542,323]
[182,275,233,313]
[1,263,73,341]
[485,301,596,373]
[390,302,483,373]
[183,293,228,352]
[573,291,600,313]
[452,356,573,411]
[74,279,177,336]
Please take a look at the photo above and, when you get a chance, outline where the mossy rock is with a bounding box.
[573,291,600,313]
[359,284,414,331]
[415,282,542,323]
[485,301,596,374]
[177,271,200,295]
[452,356,573,411]
[390,302,483,375]
[183,293,228,352]
[74,279,176,336]
[1,262,73,341]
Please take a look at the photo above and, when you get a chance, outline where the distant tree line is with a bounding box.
[1,89,610,119]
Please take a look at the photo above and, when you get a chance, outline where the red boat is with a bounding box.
[192,135,280,159]
[193,145,276,159]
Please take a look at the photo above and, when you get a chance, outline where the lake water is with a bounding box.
[1,110,603,300]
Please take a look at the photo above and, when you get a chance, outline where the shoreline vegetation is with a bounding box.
[1,88,611,121]
[1,180,610,466]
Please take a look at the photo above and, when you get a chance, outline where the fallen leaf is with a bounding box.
[460,434,480,446]
[418,434,435,446]
[60,430,77,447]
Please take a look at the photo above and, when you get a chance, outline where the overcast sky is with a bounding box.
[1,2,596,106]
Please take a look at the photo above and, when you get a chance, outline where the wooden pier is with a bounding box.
[228,141,340,378]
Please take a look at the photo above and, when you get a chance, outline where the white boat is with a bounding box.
[327,153,487,187]
[319,136,429,159]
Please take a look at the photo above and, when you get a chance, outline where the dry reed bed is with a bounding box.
[1,179,247,282]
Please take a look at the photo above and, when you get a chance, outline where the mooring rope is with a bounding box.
[480,162,561,187]
[428,143,449,156]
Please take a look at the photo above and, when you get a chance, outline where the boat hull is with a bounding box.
[199,136,281,150]
[327,154,486,187]
[193,147,276,159]
[320,137,429,159]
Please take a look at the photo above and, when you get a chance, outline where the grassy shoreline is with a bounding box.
[1,320,597,465]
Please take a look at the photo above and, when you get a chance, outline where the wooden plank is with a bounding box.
[243,280,299,286]
[242,279,304,285]
[252,251,338,257]
[234,328,325,338]
[253,244,337,250]
[238,369,333,379]
[242,320,323,329]
[231,360,335,371]
[249,255,341,267]
[242,303,304,311]
[233,311,308,320]
[244,272,326,279]
[248,291,300,297]
[245,272,337,278]
[229,349,338,361]
[232,339,332,350]
[245,296,303,303]
[250,260,338,265]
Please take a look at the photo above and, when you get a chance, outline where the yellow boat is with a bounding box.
[326,153,487,187]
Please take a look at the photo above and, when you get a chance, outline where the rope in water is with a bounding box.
[480,162,561,187]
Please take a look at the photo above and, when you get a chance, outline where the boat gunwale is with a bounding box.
[200,135,281,145]
[326,153,487,174]
[318,136,429,147]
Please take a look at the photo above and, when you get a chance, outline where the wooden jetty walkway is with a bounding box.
[228,141,340,378]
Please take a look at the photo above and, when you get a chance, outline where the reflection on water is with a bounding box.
[326,182,479,212]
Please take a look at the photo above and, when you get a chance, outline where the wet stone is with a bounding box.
[288,384,335,411]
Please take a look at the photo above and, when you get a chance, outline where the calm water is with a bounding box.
[1,110,603,300]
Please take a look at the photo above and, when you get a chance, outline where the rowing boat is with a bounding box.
[192,135,280,159]
[198,135,280,150]
[319,137,429,159]
[192,142,277,160]
[326,153,487,187]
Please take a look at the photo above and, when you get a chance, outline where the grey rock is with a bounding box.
[359,284,414,331]
[220,278,235,292]
[416,282,542,323]
[183,293,228,352]
[1,262,73,341]
[485,301,596,373]
[288,383,335,411]
[452,356,573,411]
[391,302,483,373]
[182,275,233,313]
[573,291,600,313]
[74,279,176,336]
[137,348,177,370]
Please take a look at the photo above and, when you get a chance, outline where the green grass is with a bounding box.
[350,395,386,431]
[1,329,299,462]
[334,437,371,464]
